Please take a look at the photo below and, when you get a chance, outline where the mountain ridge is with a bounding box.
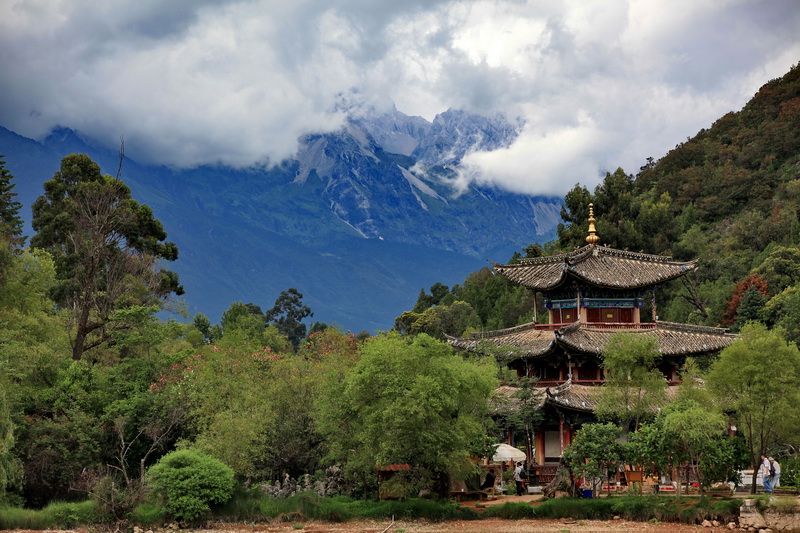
[1,106,562,330]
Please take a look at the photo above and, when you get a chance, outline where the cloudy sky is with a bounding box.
[1,0,798,196]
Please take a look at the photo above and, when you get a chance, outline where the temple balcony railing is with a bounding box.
[533,322,657,331]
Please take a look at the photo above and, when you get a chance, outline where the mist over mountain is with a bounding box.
[1,106,562,331]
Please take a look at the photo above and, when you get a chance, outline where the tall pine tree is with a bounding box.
[0,155,24,247]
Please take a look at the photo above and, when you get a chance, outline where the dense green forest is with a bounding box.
[1,63,799,522]
[402,63,800,343]
[0,152,498,514]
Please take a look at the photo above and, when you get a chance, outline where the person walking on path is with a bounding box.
[761,454,773,494]
[513,462,526,496]
[769,457,781,489]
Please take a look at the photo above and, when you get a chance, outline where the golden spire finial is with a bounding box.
[586,203,600,245]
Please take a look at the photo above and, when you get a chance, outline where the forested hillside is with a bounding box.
[402,63,800,343]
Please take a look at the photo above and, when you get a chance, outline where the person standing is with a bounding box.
[514,462,526,496]
[761,454,773,494]
[769,457,781,489]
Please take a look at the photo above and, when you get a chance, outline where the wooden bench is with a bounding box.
[450,490,488,502]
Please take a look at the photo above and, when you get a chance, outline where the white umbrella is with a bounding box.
[491,443,526,462]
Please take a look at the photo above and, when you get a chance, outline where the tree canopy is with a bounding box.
[31,154,182,360]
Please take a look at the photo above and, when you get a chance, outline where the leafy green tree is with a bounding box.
[630,401,741,496]
[0,387,21,503]
[30,154,182,360]
[264,288,312,349]
[193,313,212,341]
[317,333,496,498]
[395,301,480,339]
[563,423,625,494]
[755,246,800,295]
[763,286,800,343]
[220,301,266,341]
[492,376,543,463]
[172,342,279,478]
[706,323,800,493]
[659,400,727,495]
[0,155,23,247]
[595,333,667,433]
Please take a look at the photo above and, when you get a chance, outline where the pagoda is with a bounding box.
[448,204,735,478]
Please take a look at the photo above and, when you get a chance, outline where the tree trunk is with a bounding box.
[543,461,576,498]
[72,300,91,361]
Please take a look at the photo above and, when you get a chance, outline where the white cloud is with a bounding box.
[0,0,797,194]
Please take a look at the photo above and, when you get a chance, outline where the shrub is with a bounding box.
[146,449,235,522]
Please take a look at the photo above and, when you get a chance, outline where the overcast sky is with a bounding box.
[1,0,798,196]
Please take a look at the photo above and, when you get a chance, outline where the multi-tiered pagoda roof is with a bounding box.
[448,204,735,447]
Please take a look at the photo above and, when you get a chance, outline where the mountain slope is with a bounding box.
[1,107,562,330]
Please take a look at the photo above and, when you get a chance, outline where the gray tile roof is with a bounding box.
[492,245,697,290]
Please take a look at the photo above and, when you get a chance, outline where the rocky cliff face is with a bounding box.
[294,107,559,257]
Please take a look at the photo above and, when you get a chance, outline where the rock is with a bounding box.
[134,527,142,533]
[702,519,713,527]
[613,515,621,520]
[740,499,768,529]
[727,522,736,530]
[713,520,721,526]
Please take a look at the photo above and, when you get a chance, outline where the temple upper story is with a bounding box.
[447,203,735,386]
[489,204,696,328]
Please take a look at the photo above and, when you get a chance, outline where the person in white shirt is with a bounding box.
[761,454,773,494]
[513,462,525,496]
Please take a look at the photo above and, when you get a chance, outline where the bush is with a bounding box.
[146,449,235,522]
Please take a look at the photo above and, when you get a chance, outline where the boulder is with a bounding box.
[740,499,768,529]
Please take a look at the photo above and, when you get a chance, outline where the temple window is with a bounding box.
[576,362,599,381]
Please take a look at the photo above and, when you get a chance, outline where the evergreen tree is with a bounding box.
[264,288,312,349]
[0,155,24,247]
[31,154,182,360]
[733,285,767,331]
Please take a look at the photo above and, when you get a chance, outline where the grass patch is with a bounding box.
[250,492,478,523]
[769,497,799,514]
[536,497,615,519]
[482,502,536,519]
[0,506,51,530]
[0,500,97,530]
[129,503,167,526]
